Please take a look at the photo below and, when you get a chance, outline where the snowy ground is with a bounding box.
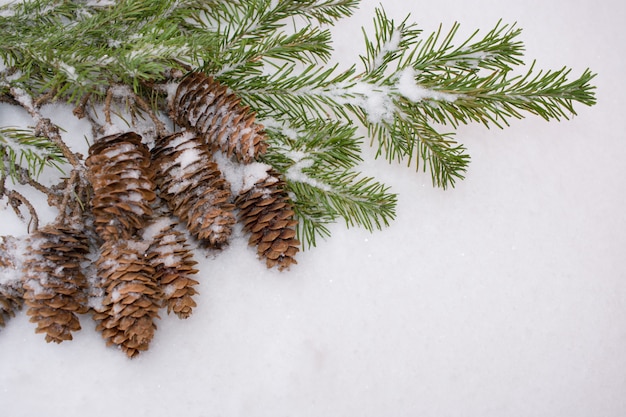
[1,1,625,416]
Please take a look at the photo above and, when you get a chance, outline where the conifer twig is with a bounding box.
[6,189,39,232]
[133,93,169,138]
[8,87,81,168]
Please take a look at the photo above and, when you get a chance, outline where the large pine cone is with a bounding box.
[144,219,199,319]
[235,169,300,270]
[93,239,161,358]
[171,72,267,163]
[86,132,156,241]
[1,235,24,329]
[22,225,90,343]
[152,131,235,248]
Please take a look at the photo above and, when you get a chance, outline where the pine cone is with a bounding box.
[152,131,236,248]
[171,72,267,163]
[144,219,199,319]
[93,238,161,358]
[22,225,90,343]
[1,236,24,329]
[86,132,156,241]
[235,169,300,270]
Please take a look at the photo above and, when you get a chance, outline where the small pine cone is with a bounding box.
[152,131,236,248]
[143,219,199,319]
[86,132,156,241]
[93,239,161,358]
[22,225,90,343]
[171,72,267,163]
[235,169,300,270]
[1,236,24,328]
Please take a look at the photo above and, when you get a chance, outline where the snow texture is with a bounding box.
[1,1,625,417]
[213,151,272,195]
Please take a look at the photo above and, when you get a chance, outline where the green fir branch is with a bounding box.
[263,120,397,247]
[0,0,598,245]
[0,126,66,181]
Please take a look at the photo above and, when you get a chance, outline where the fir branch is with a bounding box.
[0,126,65,181]
[353,8,596,187]
[263,120,396,247]
[286,171,396,248]
[230,63,358,123]
[0,0,598,244]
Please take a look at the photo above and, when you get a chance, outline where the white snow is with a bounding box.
[321,68,459,125]
[213,151,272,195]
[174,147,203,170]
[0,1,625,417]
[396,67,459,102]
[142,217,175,243]
[372,29,402,70]
[285,150,332,191]
[58,62,78,82]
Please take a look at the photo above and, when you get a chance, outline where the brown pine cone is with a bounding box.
[93,238,161,358]
[235,169,300,270]
[86,132,156,241]
[143,219,199,319]
[152,131,236,248]
[22,225,90,343]
[171,72,267,163]
[1,235,24,329]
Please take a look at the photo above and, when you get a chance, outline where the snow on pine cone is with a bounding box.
[0,235,24,329]
[93,238,161,358]
[22,225,90,343]
[143,218,199,319]
[151,131,235,248]
[86,132,156,241]
[171,72,267,163]
[235,169,300,270]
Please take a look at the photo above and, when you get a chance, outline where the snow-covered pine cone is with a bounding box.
[22,225,90,343]
[171,72,267,163]
[0,235,24,329]
[93,238,161,358]
[235,169,300,270]
[151,131,236,248]
[144,219,199,319]
[86,132,156,241]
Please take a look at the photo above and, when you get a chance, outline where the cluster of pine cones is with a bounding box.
[0,72,300,357]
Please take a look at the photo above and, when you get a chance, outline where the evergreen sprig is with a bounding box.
[0,126,65,182]
[263,120,395,247]
[0,0,597,247]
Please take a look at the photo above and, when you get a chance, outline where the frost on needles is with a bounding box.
[0,0,596,355]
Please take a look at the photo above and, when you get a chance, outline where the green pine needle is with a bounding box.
[0,127,66,181]
[0,0,597,247]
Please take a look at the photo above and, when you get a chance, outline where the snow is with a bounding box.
[141,217,174,243]
[58,62,78,82]
[372,29,402,70]
[213,151,272,195]
[323,67,459,124]
[174,147,203,170]
[396,67,459,102]
[1,1,626,417]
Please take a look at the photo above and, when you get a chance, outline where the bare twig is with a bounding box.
[133,93,169,138]
[104,87,114,126]
[72,92,92,119]
[7,189,39,232]
[14,164,60,205]
[9,86,82,168]
[34,89,57,107]
[56,169,80,223]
